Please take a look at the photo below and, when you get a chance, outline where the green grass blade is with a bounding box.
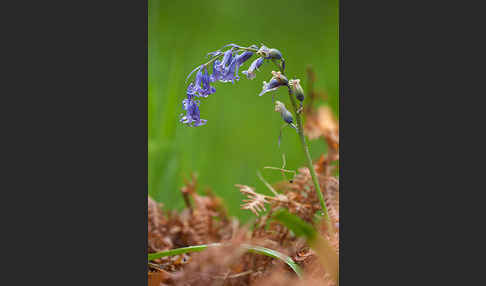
[273,209,338,284]
[148,242,302,278]
[147,243,221,261]
[241,244,302,277]
[273,209,317,242]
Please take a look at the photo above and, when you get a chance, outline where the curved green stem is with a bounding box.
[239,47,258,52]
[148,243,302,278]
[275,60,333,234]
[287,87,334,235]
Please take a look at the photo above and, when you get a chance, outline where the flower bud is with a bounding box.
[274,101,294,124]
[259,71,288,97]
[289,79,304,102]
[257,45,283,60]
[268,48,282,60]
[271,71,288,85]
[256,45,270,58]
[274,100,285,113]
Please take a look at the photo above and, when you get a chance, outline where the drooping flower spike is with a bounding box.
[181,43,284,127]
[187,43,334,238]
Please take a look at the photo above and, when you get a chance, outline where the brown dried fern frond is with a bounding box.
[149,158,339,285]
[181,173,198,210]
[148,196,172,253]
[173,230,250,286]
[304,106,339,148]
[236,184,269,216]
[179,173,236,244]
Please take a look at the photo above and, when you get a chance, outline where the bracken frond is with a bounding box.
[236,184,269,216]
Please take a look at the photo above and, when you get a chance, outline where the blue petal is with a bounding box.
[242,57,264,79]
[236,51,253,66]
[180,96,207,127]
[218,49,233,71]
[210,60,222,82]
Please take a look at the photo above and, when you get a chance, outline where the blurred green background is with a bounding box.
[149,0,339,221]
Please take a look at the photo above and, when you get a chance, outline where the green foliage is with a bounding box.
[273,209,339,284]
[148,243,303,277]
[148,244,218,261]
[149,0,339,221]
[273,209,317,242]
[243,244,302,277]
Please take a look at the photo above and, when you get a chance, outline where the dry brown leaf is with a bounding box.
[236,184,269,216]
[304,106,339,150]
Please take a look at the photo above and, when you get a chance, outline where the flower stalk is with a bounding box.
[286,85,334,235]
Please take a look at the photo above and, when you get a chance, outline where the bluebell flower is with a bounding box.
[217,49,234,72]
[267,48,283,60]
[242,57,264,80]
[275,100,297,146]
[181,43,285,127]
[180,98,206,127]
[210,60,222,82]
[257,45,283,60]
[259,71,288,96]
[274,101,294,125]
[215,49,255,84]
[235,51,254,66]
[208,49,238,84]
[186,82,197,98]
[259,78,281,97]
[180,84,207,127]
[193,66,216,97]
[289,79,304,102]
[257,45,271,58]
[220,56,239,83]
[193,68,203,91]
[233,51,254,78]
